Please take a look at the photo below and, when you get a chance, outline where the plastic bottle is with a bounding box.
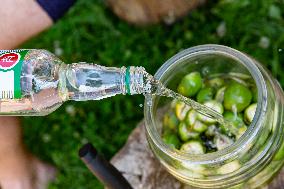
[0,49,155,115]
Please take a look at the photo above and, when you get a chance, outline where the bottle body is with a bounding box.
[0,50,150,116]
[0,50,64,115]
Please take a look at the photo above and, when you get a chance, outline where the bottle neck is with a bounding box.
[124,66,152,95]
[60,63,153,101]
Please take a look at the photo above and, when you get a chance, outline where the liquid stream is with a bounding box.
[144,76,239,136]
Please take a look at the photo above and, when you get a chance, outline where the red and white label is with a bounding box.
[0,53,20,70]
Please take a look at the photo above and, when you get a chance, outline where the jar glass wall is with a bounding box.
[144,45,284,188]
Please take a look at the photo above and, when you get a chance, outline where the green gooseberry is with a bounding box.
[178,122,199,141]
[236,125,247,139]
[215,86,226,103]
[217,160,241,175]
[177,72,202,97]
[180,140,205,154]
[186,110,197,126]
[175,101,191,121]
[214,134,234,151]
[162,133,181,149]
[197,87,215,103]
[224,82,252,112]
[197,100,224,124]
[223,111,244,128]
[207,77,225,89]
[163,112,179,131]
[192,120,208,133]
[244,103,257,124]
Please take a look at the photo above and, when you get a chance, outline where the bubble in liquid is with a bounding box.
[278,49,283,52]
[139,104,143,108]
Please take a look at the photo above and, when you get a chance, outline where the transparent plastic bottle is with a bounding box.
[0,49,155,116]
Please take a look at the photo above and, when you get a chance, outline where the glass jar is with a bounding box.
[144,44,284,188]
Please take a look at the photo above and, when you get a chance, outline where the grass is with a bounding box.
[20,0,284,188]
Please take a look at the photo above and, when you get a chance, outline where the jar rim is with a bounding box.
[144,44,267,164]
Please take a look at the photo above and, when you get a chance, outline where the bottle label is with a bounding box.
[0,50,29,99]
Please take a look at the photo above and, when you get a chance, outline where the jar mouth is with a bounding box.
[144,44,267,164]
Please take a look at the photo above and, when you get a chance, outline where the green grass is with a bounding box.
[21,0,284,188]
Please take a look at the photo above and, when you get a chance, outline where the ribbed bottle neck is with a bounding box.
[59,63,156,101]
[124,66,152,95]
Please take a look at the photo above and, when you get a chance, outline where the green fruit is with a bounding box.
[162,133,181,149]
[180,140,205,154]
[163,112,179,131]
[175,101,191,121]
[207,77,225,89]
[215,86,226,103]
[224,82,252,112]
[180,162,205,173]
[186,110,197,126]
[214,134,234,150]
[192,120,208,133]
[171,99,178,109]
[222,111,247,138]
[244,103,257,124]
[228,72,251,80]
[223,111,244,128]
[197,100,224,124]
[197,87,215,103]
[178,122,199,141]
[236,125,247,139]
[217,160,241,174]
[177,72,202,97]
